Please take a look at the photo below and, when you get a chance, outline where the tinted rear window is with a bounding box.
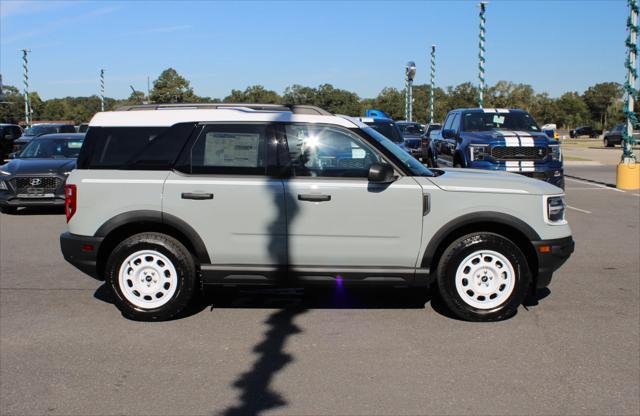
[77,124,195,169]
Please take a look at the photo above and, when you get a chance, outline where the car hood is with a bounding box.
[463,131,554,145]
[423,168,562,195]
[1,158,76,175]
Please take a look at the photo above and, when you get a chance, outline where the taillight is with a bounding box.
[65,184,77,222]
[421,138,428,146]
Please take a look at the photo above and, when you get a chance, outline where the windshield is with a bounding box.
[360,127,433,176]
[398,124,425,136]
[24,125,61,136]
[364,121,404,143]
[462,111,540,132]
[19,138,84,159]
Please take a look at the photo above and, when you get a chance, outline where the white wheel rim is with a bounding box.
[454,250,516,310]
[118,250,178,309]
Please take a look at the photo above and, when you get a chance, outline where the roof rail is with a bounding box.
[114,103,333,116]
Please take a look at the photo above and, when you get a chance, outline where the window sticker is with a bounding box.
[493,115,505,125]
[203,132,260,167]
[67,141,83,149]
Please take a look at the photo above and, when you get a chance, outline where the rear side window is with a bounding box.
[181,124,268,175]
[77,124,195,169]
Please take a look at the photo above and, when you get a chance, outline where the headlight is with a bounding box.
[546,196,566,223]
[549,145,561,161]
[469,144,489,161]
[0,181,7,191]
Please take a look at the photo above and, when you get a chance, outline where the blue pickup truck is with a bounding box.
[427,108,564,188]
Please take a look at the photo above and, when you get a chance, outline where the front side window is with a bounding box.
[284,124,382,178]
[188,124,267,175]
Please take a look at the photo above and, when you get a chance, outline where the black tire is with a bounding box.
[436,232,531,322]
[105,232,198,321]
[604,138,612,147]
[0,206,18,214]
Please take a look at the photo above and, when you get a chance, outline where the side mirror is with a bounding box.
[442,129,456,139]
[368,163,395,184]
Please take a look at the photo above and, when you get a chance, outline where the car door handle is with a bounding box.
[181,192,213,200]
[298,194,331,202]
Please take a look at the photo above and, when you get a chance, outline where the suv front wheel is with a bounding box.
[436,232,531,321]
[105,232,197,321]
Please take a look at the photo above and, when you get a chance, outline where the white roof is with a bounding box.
[90,108,359,128]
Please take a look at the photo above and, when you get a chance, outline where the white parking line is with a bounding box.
[567,205,592,214]
[565,187,612,191]
[565,177,626,193]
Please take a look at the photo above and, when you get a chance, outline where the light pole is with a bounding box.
[100,69,105,112]
[478,2,487,108]
[21,48,31,127]
[617,0,640,190]
[430,45,436,124]
[405,61,416,122]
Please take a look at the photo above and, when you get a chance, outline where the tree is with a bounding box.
[486,81,535,111]
[555,92,590,129]
[0,85,24,124]
[282,84,318,105]
[444,82,478,111]
[583,82,623,129]
[223,85,281,104]
[313,84,360,115]
[369,87,404,120]
[150,68,195,103]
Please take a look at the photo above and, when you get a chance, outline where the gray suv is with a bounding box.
[60,104,574,322]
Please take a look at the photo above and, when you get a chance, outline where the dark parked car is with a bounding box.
[0,133,84,214]
[421,123,442,165]
[396,121,425,160]
[0,124,23,160]
[604,124,624,147]
[359,116,422,159]
[603,124,640,147]
[12,123,76,153]
[569,126,601,138]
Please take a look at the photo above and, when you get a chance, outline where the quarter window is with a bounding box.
[284,124,382,178]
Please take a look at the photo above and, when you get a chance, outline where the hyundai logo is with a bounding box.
[29,178,42,186]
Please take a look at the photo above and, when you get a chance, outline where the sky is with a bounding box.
[0,0,632,100]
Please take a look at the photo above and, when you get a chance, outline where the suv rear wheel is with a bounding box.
[436,232,531,321]
[105,232,197,321]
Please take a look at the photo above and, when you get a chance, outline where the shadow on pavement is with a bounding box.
[565,174,617,188]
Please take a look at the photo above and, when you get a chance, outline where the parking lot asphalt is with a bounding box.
[1,166,639,416]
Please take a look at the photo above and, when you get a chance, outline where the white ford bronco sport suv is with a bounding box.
[60,103,574,322]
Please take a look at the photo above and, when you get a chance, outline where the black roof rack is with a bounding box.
[114,103,333,116]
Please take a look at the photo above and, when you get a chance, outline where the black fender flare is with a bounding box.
[94,210,210,263]
[420,211,541,269]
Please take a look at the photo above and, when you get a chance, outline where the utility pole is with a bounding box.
[617,0,640,189]
[430,45,436,124]
[478,2,487,108]
[100,69,105,112]
[405,61,416,122]
[21,49,31,127]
